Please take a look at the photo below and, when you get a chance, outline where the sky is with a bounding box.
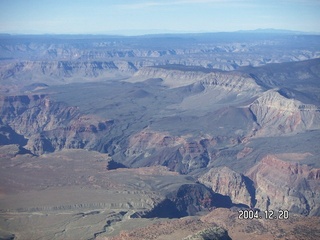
[0,0,319,35]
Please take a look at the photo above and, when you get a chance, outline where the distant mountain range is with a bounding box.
[0,32,319,239]
[0,28,319,37]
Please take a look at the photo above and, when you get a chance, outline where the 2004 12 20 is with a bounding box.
[238,209,289,220]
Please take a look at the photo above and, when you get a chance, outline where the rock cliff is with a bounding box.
[166,183,230,216]
[143,183,219,218]
[199,167,253,207]
[124,130,215,173]
[134,66,263,93]
[249,90,320,136]
[198,156,320,216]
[133,66,209,87]
[0,94,80,135]
[0,94,112,154]
[246,155,320,216]
[0,60,137,85]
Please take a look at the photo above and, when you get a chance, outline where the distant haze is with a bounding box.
[0,0,320,35]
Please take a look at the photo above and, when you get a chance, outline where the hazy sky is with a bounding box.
[0,0,319,35]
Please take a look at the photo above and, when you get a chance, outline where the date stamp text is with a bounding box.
[238,209,289,220]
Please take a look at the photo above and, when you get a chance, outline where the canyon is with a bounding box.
[0,32,319,239]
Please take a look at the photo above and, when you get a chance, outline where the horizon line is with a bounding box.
[1,28,320,37]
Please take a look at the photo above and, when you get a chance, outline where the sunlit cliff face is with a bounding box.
[0,33,319,239]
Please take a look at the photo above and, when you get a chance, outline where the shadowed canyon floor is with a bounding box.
[1,147,319,240]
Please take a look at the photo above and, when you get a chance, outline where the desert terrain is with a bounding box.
[0,32,320,239]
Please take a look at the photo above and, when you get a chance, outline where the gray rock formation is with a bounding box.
[0,94,112,154]
[123,130,213,174]
[199,167,253,207]
[0,60,136,87]
[246,155,320,216]
[0,34,319,221]
[143,183,218,218]
[133,66,263,93]
[249,90,320,136]
[1,33,320,94]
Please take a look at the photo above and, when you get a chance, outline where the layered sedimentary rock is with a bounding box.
[0,95,80,134]
[0,33,320,240]
[0,60,137,85]
[199,167,253,207]
[198,156,320,216]
[0,94,112,154]
[124,130,215,173]
[249,90,320,136]
[143,183,222,218]
[246,155,320,216]
[133,66,209,87]
[134,66,263,94]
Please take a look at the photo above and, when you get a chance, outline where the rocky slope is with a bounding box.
[101,218,231,240]
[132,66,210,87]
[0,148,234,240]
[123,130,217,174]
[0,118,28,147]
[1,33,320,95]
[249,90,320,136]
[100,208,320,240]
[199,167,254,207]
[183,227,231,240]
[133,66,263,92]
[0,35,319,226]
[0,94,113,154]
[0,60,136,86]
[201,208,320,240]
[143,183,226,218]
[246,155,320,216]
[197,155,320,216]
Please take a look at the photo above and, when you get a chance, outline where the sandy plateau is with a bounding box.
[0,146,218,240]
[1,146,319,240]
[0,147,159,239]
